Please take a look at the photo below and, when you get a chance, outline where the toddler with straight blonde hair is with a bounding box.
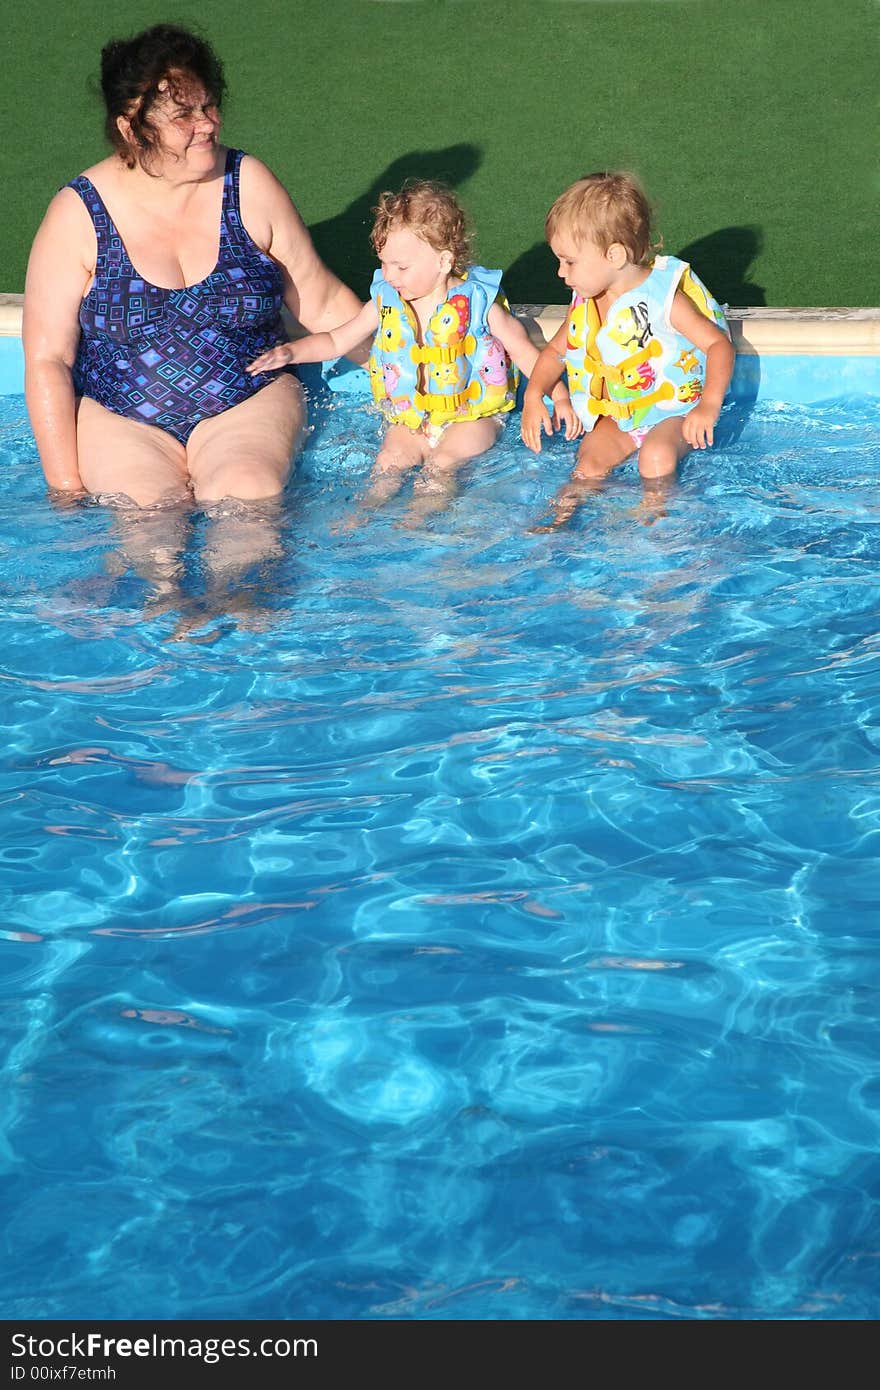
[522,170,734,525]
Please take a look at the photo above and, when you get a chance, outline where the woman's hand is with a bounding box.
[246,341,300,374]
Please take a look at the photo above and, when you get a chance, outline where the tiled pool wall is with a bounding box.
[1,295,879,403]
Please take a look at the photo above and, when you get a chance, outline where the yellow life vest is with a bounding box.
[368,265,518,428]
[565,256,728,433]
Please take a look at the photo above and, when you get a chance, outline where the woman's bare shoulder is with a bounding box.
[238,152,294,206]
[73,154,123,190]
[39,182,96,240]
[238,151,278,180]
[238,153,307,252]
[27,183,97,299]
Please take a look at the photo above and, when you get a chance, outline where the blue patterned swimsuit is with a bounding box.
[68,148,286,444]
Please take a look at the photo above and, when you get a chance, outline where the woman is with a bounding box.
[23,24,361,507]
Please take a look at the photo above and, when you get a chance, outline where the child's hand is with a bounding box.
[521,390,554,453]
[246,342,300,375]
[550,386,583,442]
[683,402,720,449]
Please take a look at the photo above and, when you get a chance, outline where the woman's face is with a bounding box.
[122,74,221,173]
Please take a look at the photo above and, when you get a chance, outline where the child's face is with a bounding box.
[378,227,452,302]
[550,229,620,300]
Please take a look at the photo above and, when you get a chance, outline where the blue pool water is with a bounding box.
[1,380,879,1321]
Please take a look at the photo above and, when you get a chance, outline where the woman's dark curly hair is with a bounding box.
[100,24,226,170]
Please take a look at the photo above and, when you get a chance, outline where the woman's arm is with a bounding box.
[239,156,364,335]
[23,190,94,492]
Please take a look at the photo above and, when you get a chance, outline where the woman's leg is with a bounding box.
[181,377,304,623]
[76,397,191,505]
[185,374,306,503]
[75,397,192,607]
[108,506,193,614]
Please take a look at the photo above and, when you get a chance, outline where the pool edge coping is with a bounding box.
[518,304,880,356]
[2,293,879,355]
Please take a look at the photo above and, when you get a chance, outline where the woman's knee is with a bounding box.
[186,377,305,502]
[192,457,291,504]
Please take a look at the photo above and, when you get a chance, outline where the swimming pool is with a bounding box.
[1,323,879,1320]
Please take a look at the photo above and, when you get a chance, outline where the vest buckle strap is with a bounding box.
[411,334,477,366]
[584,338,662,387]
[587,380,677,422]
[587,397,634,421]
[414,390,468,413]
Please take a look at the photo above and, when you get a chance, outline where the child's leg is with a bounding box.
[635,416,691,482]
[633,417,691,519]
[573,417,638,482]
[407,416,502,523]
[363,425,430,508]
[537,417,635,529]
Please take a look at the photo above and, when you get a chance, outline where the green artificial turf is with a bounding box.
[2,0,877,306]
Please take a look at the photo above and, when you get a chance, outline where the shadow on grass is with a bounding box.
[504,224,766,309]
[675,226,765,308]
[309,143,482,300]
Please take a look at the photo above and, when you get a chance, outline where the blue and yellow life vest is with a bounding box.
[368,265,518,429]
[565,255,728,434]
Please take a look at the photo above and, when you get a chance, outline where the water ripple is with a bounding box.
[1,393,879,1318]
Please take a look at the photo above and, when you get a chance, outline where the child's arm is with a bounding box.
[517,320,571,453]
[669,293,735,449]
[487,305,579,445]
[247,301,379,374]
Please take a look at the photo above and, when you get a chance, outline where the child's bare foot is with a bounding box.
[635,502,667,526]
[400,493,454,529]
[530,478,599,532]
[528,497,581,533]
[634,482,672,525]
